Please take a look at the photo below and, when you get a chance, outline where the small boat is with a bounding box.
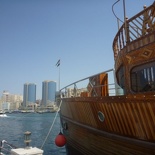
[0,111,7,117]
[0,114,7,117]
[59,1,155,155]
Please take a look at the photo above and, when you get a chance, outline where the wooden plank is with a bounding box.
[117,102,131,135]
[147,102,155,139]
[141,102,154,139]
[101,102,114,131]
[111,103,124,133]
[107,102,120,132]
[122,103,135,136]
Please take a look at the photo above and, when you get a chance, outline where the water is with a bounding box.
[0,113,66,155]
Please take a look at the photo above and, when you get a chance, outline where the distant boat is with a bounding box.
[60,1,155,155]
[11,110,21,113]
[0,111,7,117]
[0,114,7,117]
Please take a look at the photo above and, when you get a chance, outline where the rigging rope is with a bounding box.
[112,0,124,23]
[40,99,62,149]
[0,99,63,154]
[0,140,17,154]
[1,147,11,154]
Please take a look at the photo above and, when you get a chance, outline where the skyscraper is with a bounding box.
[42,80,56,107]
[23,83,36,107]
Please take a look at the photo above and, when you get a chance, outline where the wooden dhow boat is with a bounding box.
[60,1,155,155]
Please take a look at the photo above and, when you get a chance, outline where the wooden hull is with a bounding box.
[60,94,155,155]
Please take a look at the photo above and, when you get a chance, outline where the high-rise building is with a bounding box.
[23,83,36,107]
[42,80,56,107]
[2,91,10,103]
[1,91,23,110]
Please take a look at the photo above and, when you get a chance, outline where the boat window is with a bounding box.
[117,65,125,90]
[131,61,155,92]
[98,111,105,122]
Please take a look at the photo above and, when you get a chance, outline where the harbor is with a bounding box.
[0,113,66,155]
[0,0,155,154]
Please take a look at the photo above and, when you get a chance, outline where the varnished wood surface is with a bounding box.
[113,2,155,95]
[113,2,155,59]
[61,94,155,141]
[60,93,155,154]
[62,119,155,155]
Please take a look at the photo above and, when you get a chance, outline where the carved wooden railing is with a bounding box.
[113,2,155,58]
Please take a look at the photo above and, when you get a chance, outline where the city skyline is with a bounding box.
[0,80,57,111]
[0,0,153,99]
[0,80,57,100]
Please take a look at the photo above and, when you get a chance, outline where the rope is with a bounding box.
[1,147,11,153]
[112,0,124,23]
[0,112,39,154]
[2,100,62,152]
[40,99,62,149]
[0,141,14,155]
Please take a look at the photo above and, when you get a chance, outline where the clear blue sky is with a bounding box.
[0,0,153,99]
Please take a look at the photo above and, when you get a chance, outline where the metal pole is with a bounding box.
[117,18,120,30]
[59,63,60,92]
[123,0,127,43]
[123,0,126,23]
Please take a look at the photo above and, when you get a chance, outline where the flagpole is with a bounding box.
[59,62,60,92]
[55,59,61,92]
[55,59,61,131]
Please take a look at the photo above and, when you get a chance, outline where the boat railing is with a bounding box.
[113,2,155,58]
[60,69,124,98]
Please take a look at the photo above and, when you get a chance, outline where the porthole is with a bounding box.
[98,111,105,122]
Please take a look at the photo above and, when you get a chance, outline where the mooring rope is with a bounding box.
[0,140,17,155]
[1,147,11,154]
[1,96,63,154]
[40,99,62,149]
